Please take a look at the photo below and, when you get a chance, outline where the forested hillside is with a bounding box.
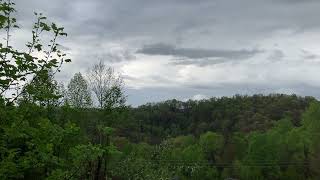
[1,0,320,179]
[2,91,320,179]
[123,94,314,143]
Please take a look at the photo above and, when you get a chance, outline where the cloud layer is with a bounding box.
[138,43,261,59]
[13,0,320,105]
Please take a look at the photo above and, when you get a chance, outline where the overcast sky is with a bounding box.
[14,0,320,106]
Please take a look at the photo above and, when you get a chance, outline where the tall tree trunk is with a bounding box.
[104,158,108,180]
[94,157,102,180]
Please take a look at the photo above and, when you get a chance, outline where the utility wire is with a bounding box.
[115,159,314,167]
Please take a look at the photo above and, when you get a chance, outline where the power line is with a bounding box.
[115,159,314,167]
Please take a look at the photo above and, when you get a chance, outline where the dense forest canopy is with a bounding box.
[123,94,315,142]
[1,0,320,180]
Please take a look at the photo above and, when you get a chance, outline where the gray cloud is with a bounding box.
[16,0,320,45]
[273,0,318,4]
[268,50,285,62]
[138,43,261,59]
[301,50,320,60]
[170,58,232,66]
[12,0,320,105]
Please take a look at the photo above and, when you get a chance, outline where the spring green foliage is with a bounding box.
[123,94,314,143]
[0,1,120,179]
[3,92,318,179]
[21,70,62,107]
[110,103,320,180]
[2,0,320,180]
[67,72,92,108]
[0,1,69,103]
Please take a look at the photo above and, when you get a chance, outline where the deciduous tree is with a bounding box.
[67,72,92,108]
[87,60,125,109]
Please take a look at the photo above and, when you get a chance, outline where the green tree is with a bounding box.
[199,132,224,161]
[67,72,92,108]
[21,70,61,107]
[0,1,75,179]
[0,0,70,104]
[300,101,320,178]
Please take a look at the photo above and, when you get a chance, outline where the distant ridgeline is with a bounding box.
[71,94,315,144]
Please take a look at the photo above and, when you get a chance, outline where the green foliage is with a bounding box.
[0,104,81,179]
[67,72,92,108]
[21,70,61,107]
[128,94,314,143]
[109,101,320,179]
[0,0,70,103]
[300,101,320,177]
[199,131,224,155]
[103,85,126,110]
[99,126,115,136]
